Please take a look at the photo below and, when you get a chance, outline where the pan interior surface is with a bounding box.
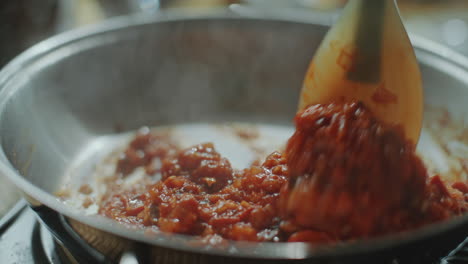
[0,15,467,259]
[57,122,293,214]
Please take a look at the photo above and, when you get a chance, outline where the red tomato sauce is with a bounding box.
[99,101,467,243]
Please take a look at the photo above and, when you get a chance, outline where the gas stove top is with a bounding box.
[0,201,65,263]
[1,200,468,264]
[0,201,109,264]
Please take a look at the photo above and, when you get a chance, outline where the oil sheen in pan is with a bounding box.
[57,111,468,215]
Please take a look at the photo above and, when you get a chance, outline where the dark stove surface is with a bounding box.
[0,201,62,263]
[1,200,468,264]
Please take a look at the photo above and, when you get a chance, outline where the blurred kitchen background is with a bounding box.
[0,0,467,216]
[1,0,468,68]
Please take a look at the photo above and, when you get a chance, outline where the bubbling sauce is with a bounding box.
[99,101,467,243]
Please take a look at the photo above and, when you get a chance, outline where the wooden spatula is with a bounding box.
[299,0,423,144]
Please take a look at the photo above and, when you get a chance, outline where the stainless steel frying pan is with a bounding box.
[0,9,467,263]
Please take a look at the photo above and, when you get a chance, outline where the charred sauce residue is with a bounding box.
[99,101,467,243]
